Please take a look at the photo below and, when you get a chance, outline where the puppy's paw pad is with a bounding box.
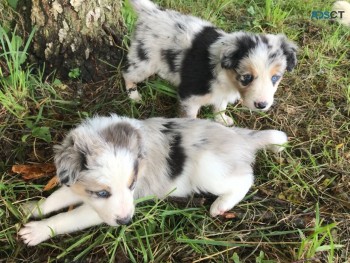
[19,221,52,246]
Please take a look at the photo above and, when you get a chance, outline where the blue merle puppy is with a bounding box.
[123,0,297,125]
[19,114,287,245]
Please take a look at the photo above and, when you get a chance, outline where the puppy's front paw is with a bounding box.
[214,114,234,126]
[128,89,142,102]
[267,131,288,153]
[19,221,53,246]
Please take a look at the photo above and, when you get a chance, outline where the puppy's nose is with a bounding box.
[254,101,268,110]
[116,216,132,225]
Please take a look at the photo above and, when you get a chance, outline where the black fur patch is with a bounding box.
[179,27,223,99]
[167,133,186,179]
[221,34,258,70]
[137,41,148,61]
[161,49,181,72]
[80,151,88,170]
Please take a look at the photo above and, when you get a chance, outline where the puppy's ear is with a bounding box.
[221,34,258,70]
[54,130,90,186]
[279,35,298,72]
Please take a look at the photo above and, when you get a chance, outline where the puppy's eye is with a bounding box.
[240,74,254,86]
[271,75,281,85]
[129,177,136,191]
[95,190,111,198]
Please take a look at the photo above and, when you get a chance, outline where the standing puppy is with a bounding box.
[19,115,287,246]
[123,0,297,125]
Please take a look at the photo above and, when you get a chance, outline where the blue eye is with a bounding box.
[240,74,254,86]
[95,190,111,198]
[271,75,281,85]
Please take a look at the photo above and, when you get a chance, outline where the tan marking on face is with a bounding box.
[269,64,283,78]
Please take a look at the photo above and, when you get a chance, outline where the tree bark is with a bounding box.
[17,0,126,82]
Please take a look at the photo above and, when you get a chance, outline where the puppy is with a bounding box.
[19,115,287,246]
[123,0,298,125]
[333,1,350,26]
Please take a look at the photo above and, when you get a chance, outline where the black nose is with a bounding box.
[254,101,268,110]
[116,216,132,225]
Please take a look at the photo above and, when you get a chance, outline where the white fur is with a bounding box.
[19,115,288,245]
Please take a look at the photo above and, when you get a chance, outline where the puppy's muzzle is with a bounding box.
[116,216,132,226]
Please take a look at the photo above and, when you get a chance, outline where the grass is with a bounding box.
[1,0,350,262]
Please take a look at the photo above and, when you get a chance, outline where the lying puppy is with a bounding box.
[123,0,298,125]
[19,115,287,246]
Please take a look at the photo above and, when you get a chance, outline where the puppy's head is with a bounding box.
[220,32,297,111]
[54,120,144,226]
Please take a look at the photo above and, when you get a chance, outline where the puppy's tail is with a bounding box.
[249,130,288,153]
[333,1,350,26]
[129,0,159,15]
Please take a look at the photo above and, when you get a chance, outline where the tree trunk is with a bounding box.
[17,0,126,82]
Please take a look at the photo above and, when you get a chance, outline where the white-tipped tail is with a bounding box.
[129,0,159,14]
[251,130,288,153]
[333,1,350,26]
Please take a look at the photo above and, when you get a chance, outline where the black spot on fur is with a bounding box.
[161,49,181,72]
[260,35,269,45]
[161,121,178,134]
[137,41,148,61]
[221,34,258,70]
[179,27,223,99]
[175,22,185,31]
[268,52,279,62]
[167,133,186,179]
[58,170,69,184]
[192,138,208,148]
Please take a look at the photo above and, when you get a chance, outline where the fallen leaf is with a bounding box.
[43,176,59,191]
[222,212,236,219]
[12,163,56,180]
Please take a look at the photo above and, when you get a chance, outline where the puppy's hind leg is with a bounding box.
[209,174,253,217]
[22,186,83,218]
[123,50,157,102]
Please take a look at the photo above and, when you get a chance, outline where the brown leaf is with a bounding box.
[12,163,56,180]
[43,176,59,191]
[222,212,236,219]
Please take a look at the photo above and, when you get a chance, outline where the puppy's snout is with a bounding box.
[116,216,132,226]
[254,101,268,110]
